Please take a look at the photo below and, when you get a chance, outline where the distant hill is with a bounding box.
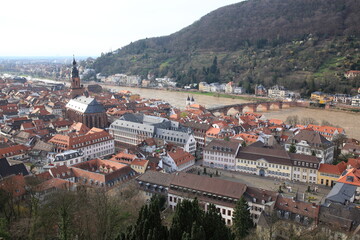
[93,0,360,95]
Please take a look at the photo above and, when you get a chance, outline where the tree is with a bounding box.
[286,115,299,126]
[289,144,297,153]
[232,197,253,239]
[121,195,168,240]
[300,117,318,125]
[169,199,203,240]
[203,204,233,240]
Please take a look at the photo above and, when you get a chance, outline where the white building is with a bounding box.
[48,150,85,167]
[268,85,289,99]
[352,95,360,107]
[203,139,241,171]
[285,130,334,164]
[49,127,115,161]
[161,146,195,173]
[167,172,247,226]
[109,113,196,154]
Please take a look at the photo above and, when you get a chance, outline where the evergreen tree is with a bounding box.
[232,197,253,239]
[289,144,297,153]
[120,196,168,240]
[169,199,203,240]
[203,204,234,240]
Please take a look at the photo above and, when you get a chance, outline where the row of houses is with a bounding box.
[311,91,360,106]
[136,170,360,240]
[202,137,358,187]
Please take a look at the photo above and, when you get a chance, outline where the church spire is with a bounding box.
[71,55,79,79]
[70,55,84,99]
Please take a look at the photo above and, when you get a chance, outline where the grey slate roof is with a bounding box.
[66,96,105,114]
[325,182,357,205]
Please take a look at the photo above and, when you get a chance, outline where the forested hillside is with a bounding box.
[93,0,360,95]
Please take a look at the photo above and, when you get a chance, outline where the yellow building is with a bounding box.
[236,146,320,183]
[310,91,333,103]
[130,159,149,174]
[317,162,347,186]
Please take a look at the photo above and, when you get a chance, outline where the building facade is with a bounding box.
[49,127,115,160]
[235,145,320,183]
[203,139,241,170]
[167,172,247,226]
[66,96,108,129]
[109,113,196,154]
[285,130,334,164]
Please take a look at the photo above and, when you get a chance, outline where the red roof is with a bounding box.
[347,158,360,169]
[0,145,29,158]
[168,147,195,167]
[318,162,347,175]
[337,168,360,186]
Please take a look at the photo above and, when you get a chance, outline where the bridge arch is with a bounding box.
[242,106,254,113]
[270,103,280,110]
[256,104,268,112]
[282,102,290,108]
[227,107,240,116]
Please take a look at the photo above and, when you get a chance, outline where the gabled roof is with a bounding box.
[167,147,195,167]
[66,96,105,114]
[337,168,360,186]
[288,129,332,145]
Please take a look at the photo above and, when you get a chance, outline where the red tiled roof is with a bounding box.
[318,162,347,175]
[276,195,320,220]
[49,127,112,150]
[307,124,345,136]
[131,159,149,167]
[347,158,360,169]
[0,175,26,198]
[0,145,29,158]
[35,178,74,192]
[168,147,195,167]
[337,168,360,186]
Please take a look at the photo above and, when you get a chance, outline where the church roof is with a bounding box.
[66,96,105,114]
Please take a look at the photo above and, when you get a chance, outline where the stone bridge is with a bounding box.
[207,101,306,115]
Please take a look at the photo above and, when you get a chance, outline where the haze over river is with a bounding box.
[104,86,360,140]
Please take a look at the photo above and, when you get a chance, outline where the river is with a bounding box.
[31,79,360,140]
[103,85,360,139]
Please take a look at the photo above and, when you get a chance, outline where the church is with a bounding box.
[65,58,108,129]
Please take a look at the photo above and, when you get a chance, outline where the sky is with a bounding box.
[1,0,242,57]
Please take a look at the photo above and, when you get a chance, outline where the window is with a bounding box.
[222,209,225,215]
[228,210,231,216]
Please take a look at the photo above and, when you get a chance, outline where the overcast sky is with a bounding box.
[1,0,242,57]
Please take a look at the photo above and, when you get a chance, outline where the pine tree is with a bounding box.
[232,197,253,239]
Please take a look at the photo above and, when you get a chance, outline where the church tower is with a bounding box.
[70,57,85,99]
